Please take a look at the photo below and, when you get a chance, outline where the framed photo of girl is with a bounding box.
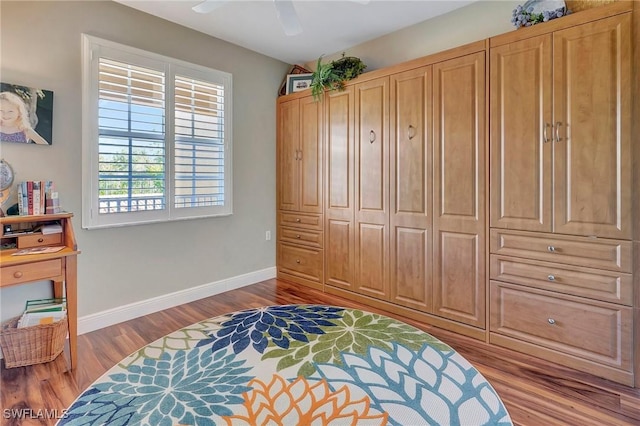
[0,82,53,145]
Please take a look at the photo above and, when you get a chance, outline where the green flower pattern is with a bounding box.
[262,308,450,377]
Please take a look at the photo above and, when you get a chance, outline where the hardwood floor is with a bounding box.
[1,279,639,425]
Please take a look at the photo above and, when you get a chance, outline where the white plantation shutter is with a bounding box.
[98,58,166,214]
[174,76,225,208]
[82,35,232,229]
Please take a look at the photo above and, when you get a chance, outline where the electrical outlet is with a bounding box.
[265,230,271,241]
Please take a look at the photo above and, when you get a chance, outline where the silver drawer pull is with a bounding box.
[547,245,556,252]
[296,259,301,264]
[548,318,556,325]
[547,274,555,281]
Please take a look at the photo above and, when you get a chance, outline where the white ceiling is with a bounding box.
[115,0,476,65]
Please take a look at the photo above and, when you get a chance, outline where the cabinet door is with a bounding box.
[389,66,433,311]
[325,87,355,290]
[354,77,389,300]
[433,52,486,328]
[490,35,552,232]
[299,96,323,213]
[553,14,631,239]
[278,100,300,210]
[277,99,300,211]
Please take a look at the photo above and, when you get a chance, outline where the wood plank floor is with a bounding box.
[1,279,639,425]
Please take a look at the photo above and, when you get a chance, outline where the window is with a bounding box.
[82,35,232,229]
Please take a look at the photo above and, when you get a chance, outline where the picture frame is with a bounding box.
[286,73,313,95]
[0,82,53,145]
[278,64,311,96]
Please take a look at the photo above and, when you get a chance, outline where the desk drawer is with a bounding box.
[17,233,63,249]
[490,281,632,370]
[490,229,631,272]
[490,255,632,305]
[1,259,63,287]
[279,212,322,231]
[279,226,323,248]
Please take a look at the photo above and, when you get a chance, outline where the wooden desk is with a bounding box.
[0,213,80,369]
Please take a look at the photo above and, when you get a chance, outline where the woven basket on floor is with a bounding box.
[0,315,67,368]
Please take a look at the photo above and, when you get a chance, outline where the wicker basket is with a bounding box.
[0,315,67,368]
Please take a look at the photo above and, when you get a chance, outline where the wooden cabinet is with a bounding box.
[277,96,323,213]
[275,1,637,386]
[324,46,487,330]
[490,34,552,232]
[325,87,355,291]
[490,13,631,240]
[389,66,433,311]
[354,76,390,300]
[489,10,634,385]
[276,95,323,289]
[552,15,631,239]
[432,52,486,328]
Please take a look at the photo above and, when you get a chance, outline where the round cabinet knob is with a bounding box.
[548,318,556,325]
[13,271,23,279]
[295,218,301,223]
[296,259,301,264]
[296,234,301,239]
[547,246,556,252]
[547,274,555,281]
[38,238,44,243]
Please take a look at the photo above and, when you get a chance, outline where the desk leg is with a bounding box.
[64,255,78,370]
[53,280,64,299]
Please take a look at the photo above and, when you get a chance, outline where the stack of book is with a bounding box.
[17,298,67,328]
[16,180,61,215]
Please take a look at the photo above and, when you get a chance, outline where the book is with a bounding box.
[18,298,67,328]
[32,181,41,215]
[20,182,27,215]
[24,298,66,313]
[46,191,61,214]
[39,222,62,235]
[27,181,33,215]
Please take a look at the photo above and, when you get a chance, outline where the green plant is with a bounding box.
[310,54,366,101]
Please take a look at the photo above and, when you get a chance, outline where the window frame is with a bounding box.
[81,34,233,229]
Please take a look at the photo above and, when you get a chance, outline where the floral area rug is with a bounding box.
[59,305,512,425]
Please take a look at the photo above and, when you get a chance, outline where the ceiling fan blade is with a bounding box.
[273,0,302,36]
[192,0,229,14]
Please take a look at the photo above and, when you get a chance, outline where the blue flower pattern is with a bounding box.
[58,348,252,425]
[195,305,344,354]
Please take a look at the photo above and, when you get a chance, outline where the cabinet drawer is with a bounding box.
[277,243,323,283]
[17,233,63,249]
[279,226,323,248]
[490,255,632,305]
[490,281,632,370]
[490,229,631,272]
[279,212,323,231]
[1,259,63,287]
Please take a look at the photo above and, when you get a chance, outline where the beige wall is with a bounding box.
[307,0,520,71]
[0,1,289,322]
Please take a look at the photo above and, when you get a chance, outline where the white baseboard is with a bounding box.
[78,267,276,335]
